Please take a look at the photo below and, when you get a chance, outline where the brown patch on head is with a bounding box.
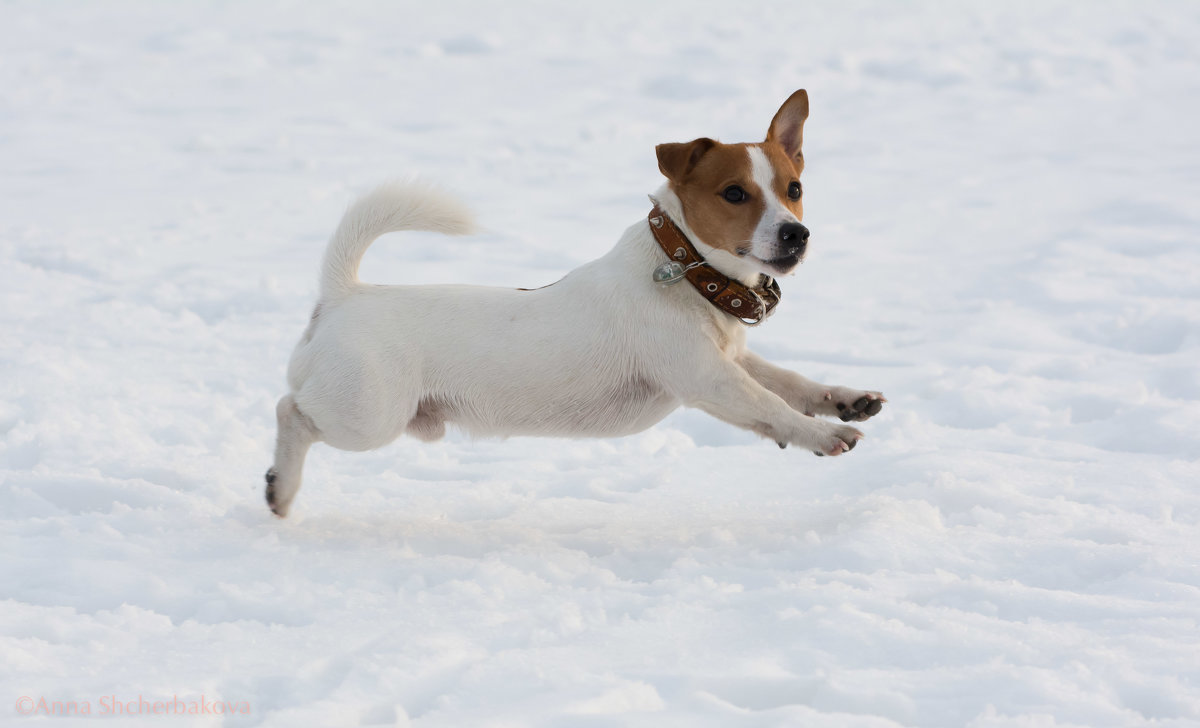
[655,139,764,255]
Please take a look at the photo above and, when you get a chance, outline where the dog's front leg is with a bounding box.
[680,357,863,456]
[738,351,886,423]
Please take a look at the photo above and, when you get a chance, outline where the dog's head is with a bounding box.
[655,89,810,280]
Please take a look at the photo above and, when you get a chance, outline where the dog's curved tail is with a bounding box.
[319,180,476,301]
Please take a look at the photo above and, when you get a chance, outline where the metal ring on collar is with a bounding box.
[738,288,768,326]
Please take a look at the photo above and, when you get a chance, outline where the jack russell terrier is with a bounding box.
[266,89,885,517]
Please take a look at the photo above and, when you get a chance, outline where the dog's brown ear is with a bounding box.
[656,138,716,182]
[766,89,809,163]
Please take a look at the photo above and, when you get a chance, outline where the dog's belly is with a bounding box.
[288,283,684,448]
[441,376,679,439]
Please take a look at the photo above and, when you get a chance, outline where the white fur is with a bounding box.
[266,178,882,517]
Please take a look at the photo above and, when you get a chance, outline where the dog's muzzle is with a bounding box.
[766,222,809,272]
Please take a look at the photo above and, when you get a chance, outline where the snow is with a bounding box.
[2,1,1199,725]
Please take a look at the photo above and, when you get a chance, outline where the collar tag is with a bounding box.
[652,260,686,285]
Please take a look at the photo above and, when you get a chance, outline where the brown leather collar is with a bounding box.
[648,205,781,326]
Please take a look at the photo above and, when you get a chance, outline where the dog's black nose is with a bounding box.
[778,222,809,253]
[778,222,809,243]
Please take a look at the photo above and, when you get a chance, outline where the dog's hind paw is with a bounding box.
[265,468,281,514]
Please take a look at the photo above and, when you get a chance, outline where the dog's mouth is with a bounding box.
[758,253,802,274]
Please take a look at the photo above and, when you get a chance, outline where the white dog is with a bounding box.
[266,89,885,516]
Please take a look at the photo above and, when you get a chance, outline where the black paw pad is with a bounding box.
[777,441,787,449]
[265,468,277,506]
[813,451,825,457]
[839,396,884,421]
[845,438,857,451]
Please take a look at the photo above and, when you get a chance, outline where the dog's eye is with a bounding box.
[723,185,748,203]
[787,181,802,200]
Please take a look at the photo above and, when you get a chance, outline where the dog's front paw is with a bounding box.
[811,423,863,457]
[818,387,886,422]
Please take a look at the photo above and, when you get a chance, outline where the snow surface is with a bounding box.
[2,1,1199,726]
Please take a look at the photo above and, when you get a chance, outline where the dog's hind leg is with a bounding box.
[265,394,321,518]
